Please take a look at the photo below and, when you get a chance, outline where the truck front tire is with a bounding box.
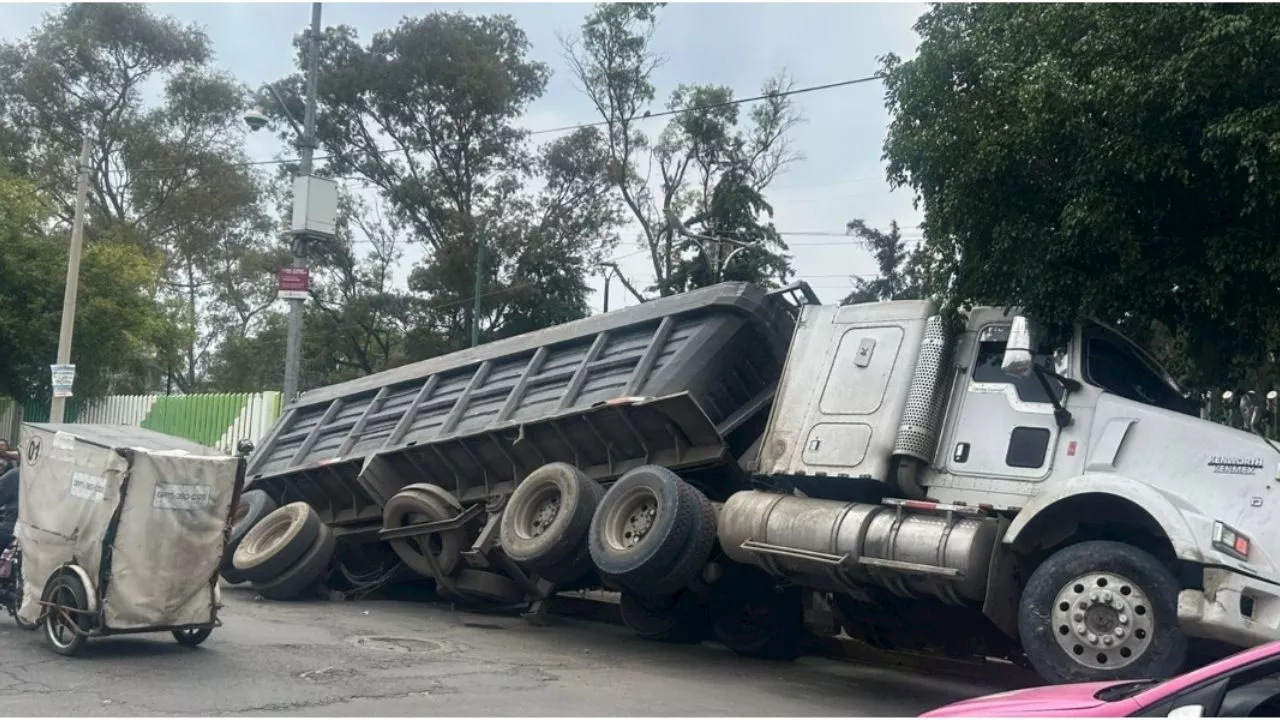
[1018,540,1187,684]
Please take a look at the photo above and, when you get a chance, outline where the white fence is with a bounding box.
[0,392,282,455]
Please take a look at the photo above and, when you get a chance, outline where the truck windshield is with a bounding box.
[1081,322,1192,415]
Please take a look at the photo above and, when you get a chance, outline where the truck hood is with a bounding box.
[921,682,1124,717]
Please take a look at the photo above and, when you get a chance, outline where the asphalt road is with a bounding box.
[0,586,1023,716]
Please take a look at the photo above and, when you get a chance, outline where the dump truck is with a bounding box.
[236,281,1280,685]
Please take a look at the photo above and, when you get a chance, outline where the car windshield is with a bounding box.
[1094,679,1162,701]
[1081,322,1194,415]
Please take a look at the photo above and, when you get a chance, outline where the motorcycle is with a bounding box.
[0,540,37,630]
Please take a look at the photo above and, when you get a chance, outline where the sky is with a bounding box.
[0,0,928,311]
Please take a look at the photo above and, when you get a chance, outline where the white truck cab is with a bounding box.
[720,299,1280,683]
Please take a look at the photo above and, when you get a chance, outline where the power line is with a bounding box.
[131,74,886,176]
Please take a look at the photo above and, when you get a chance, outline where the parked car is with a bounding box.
[923,640,1280,717]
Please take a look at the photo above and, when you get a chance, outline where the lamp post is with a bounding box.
[245,3,333,406]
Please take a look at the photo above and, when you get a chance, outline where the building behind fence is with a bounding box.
[0,392,282,455]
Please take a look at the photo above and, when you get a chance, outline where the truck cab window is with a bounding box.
[971,324,1065,404]
[1082,323,1189,414]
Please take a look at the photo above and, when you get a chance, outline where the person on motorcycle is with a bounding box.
[0,462,16,552]
[0,439,17,475]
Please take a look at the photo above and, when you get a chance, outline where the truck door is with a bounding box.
[942,322,1067,482]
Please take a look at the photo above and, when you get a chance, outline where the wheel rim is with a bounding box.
[246,513,293,554]
[603,486,658,552]
[514,484,562,541]
[47,581,80,649]
[1051,571,1155,670]
[398,510,444,557]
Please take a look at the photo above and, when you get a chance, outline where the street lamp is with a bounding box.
[243,3,335,407]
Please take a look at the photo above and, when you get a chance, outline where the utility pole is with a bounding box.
[50,136,92,424]
[602,265,612,313]
[471,236,484,347]
[281,2,322,406]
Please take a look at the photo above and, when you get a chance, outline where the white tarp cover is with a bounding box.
[15,424,240,630]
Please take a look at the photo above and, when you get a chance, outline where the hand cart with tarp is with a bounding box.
[15,423,244,656]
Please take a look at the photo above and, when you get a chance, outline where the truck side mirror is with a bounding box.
[1001,316,1036,378]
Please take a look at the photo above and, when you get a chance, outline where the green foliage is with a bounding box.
[882,3,1280,386]
[265,12,624,357]
[0,169,165,403]
[565,4,801,297]
[840,220,925,305]
[0,3,274,392]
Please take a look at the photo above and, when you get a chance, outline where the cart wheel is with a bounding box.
[173,627,213,647]
[43,573,91,657]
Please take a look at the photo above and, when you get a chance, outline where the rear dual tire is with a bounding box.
[589,466,716,595]
[233,502,337,600]
[708,564,804,661]
[500,463,604,585]
[232,502,321,584]
[220,490,278,585]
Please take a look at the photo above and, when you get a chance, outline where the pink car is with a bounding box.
[924,640,1280,718]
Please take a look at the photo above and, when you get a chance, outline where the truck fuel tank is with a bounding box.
[718,490,999,604]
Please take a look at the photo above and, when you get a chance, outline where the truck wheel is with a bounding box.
[647,490,718,597]
[221,490,278,585]
[382,489,462,579]
[1018,540,1187,684]
[589,466,697,589]
[253,523,337,601]
[500,463,604,574]
[709,565,804,661]
[232,502,322,584]
[619,590,706,644]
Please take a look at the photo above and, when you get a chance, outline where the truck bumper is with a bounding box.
[1178,567,1280,648]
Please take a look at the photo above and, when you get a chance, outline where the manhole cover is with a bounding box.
[348,635,445,653]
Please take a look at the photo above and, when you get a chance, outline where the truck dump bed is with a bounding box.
[245,282,805,529]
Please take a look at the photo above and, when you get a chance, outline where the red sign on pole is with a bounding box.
[278,266,310,300]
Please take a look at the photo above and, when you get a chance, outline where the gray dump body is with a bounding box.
[245,282,806,531]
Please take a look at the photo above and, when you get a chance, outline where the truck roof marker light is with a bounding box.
[1212,521,1251,561]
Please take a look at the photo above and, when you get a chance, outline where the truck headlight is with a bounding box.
[1212,521,1251,561]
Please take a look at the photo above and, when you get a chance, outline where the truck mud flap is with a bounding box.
[358,392,730,507]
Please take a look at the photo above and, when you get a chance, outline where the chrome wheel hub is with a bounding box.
[1051,571,1154,670]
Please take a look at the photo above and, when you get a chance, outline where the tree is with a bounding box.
[0,3,273,391]
[0,167,166,404]
[881,4,1280,386]
[267,13,625,354]
[840,219,925,305]
[563,3,802,298]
